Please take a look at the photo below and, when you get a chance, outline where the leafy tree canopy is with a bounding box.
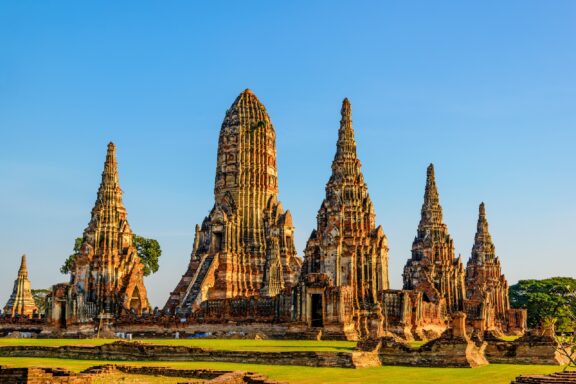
[59,237,82,274]
[133,235,161,277]
[510,277,576,332]
[60,235,161,277]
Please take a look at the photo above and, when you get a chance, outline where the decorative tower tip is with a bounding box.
[19,255,28,274]
[427,163,435,179]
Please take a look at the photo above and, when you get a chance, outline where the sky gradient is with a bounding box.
[1,1,575,308]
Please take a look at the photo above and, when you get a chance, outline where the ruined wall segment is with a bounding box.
[2,255,38,318]
[165,90,301,314]
[296,98,389,339]
[402,164,465,313]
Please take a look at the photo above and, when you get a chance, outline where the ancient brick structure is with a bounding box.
[165,89,301,314]
[464,203,514,333]
[47,142,150,326]
[403,164,465,313]
[0,366,92,384]
[2,255,38,318]
[379,289,447,340]
[295,98,389,339]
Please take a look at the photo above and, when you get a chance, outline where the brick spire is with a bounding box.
[334,98,358,161]
[165,89,300,312]
[403,164,465,312]
[299,97,389,338]
[18,254,28,277]
[65,142,149,319]
[3,255,38,318]
[94,142,123,212]
[471,202,496,263]
[418,163,444,231]
[465,202,511,327]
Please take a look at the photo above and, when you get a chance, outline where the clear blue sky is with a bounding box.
[1,1,574,308]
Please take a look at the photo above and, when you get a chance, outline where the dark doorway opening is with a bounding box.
[58,302,67,329]
[213,232,223,252]
[311,294,323,327]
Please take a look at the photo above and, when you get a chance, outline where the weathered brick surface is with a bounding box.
[0,365,92,384]
[164,89,301,315]
[0,341,357,368]
[295,99,389,340]
[485,333,570,365]
[511,370,576,383]
[2,256,38,318]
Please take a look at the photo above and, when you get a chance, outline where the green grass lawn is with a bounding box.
[0,338,565,383]
[0,357,563,384]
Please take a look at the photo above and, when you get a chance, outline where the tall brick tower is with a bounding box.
[465,202,511,331]
[403,164,465,313]
[47,143,150,325]
[165,90,301,313]
[296,98,389,339]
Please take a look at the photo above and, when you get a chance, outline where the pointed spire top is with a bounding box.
[334,97,357,161]
[427,163,435,181]
[418,163,444,229]
[242,88,254,95]
[19,254,28,275]
[103,141,117,172]
[472,202,495,262]
[476,202,490,237]
[341,97,351,114]
[96,141,122,205]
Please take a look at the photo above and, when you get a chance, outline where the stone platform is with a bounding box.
[0,340,362,368]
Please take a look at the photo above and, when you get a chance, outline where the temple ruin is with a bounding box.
[46,142,150,326]
[403,164,466,313]
[2,255,38,318]
[0,91,528,346]
[295,98,389,339]
[164,89,301,314]
[464,202,526,335]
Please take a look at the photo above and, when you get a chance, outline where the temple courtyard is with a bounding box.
[0,338,561,384]
[0,338,567,384]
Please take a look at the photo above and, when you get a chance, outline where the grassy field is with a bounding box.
[0,357,563,384]
[0,338,563,383]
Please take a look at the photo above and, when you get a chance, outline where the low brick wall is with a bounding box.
[0,341,357,368]
[375,335,488,368]
[0,365,92,384]
[512,370,576,383]
[83,365,285,384]
[484,335,570,365]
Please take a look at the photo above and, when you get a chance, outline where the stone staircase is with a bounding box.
[512,370,576,383]
[182,254,216,309]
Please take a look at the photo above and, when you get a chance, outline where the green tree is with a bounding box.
[60,237,83,274]
[60,235,161,277]
[133,235,161,276]
[509,277,576,332]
